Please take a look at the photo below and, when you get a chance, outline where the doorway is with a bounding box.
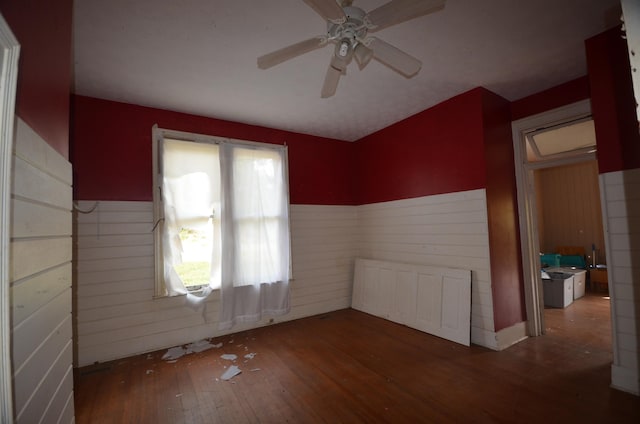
[534,158,609,330]
[511,99,610,338]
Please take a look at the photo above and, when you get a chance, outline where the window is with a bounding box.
[156,137,220,295]
[525,118,596,162]
[152,127,291,315]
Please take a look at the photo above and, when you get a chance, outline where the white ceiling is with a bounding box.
[73,0,622,141]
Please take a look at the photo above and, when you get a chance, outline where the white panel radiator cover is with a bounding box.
[352,258,472,346]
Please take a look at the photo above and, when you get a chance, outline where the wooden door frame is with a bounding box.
[0,12,19,424]
[511,99,594,337]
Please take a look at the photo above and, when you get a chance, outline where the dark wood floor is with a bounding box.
[74,292,640,423]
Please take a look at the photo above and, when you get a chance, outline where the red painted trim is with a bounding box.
[510,76,590,121]
[0,0,73,159]
[353,89,487,205]
[71,96,355,205]
[482,90,526,331]
[586,27,640,174]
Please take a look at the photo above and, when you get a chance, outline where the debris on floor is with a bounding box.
[158,338,260,382]
[220,365,241,381]
[162,346,188,361]
[162,339,224,361]
[220,354,238,361]
[186,339,219,353]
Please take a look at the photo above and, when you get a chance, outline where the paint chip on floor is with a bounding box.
[244,353,257,360]
[220,365,242,381]
[162,346,187,361]
[220,354,238,361]
[162,340,225,361]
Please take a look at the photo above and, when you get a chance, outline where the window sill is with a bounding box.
[153,285,221,300]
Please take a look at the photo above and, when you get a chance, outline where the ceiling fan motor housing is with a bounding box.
[327,6,368,56]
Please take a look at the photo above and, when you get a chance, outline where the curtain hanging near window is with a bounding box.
[161,140,220,296]
[159,135,290,328]
[218,143,291,330]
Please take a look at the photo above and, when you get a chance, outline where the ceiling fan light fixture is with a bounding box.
[354,42,373,69]
[338,39,350,57]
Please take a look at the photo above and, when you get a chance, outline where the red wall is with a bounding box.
[354,87,525,332]
[586,26,640,174]
[482,90,526,330]
[354,88,487,204]
[0,0,73,158]
[71,96,355,205]
[72,89,527,332]
[510,76,590,121]
[71,42,625,336]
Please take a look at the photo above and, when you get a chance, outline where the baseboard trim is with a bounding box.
[611,364,640,396]
[473,321,528,351]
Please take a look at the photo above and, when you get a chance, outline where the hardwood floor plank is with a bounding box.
[74,293,640,423]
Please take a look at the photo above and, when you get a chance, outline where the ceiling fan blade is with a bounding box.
[303,0,347,24]
[369,37,422,77]
[257,36,327,69]
[366,0,445,32]
[321,56,347,98]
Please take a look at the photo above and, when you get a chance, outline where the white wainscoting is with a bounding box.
[357,189,495,347]
[75,189,498,365]
[600,168,640,395]
[10,118,74,424]
[352,258,472,346]
[74,201,358,366]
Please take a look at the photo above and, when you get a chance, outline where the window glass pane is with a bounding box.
[232,148,283,218]
[163,139,221,289]
[527,119,596,161]
[231,147,287,286]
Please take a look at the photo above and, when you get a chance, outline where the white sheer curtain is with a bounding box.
[218,143,291,330]
[161,139,221,296]
[159,136,290,328]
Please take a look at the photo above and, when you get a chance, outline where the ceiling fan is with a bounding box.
[257,0,446,98]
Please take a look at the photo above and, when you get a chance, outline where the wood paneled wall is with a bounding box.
[75,190,503,365]
[600,167,640,395]
[10,119,74,423]
[535,160,605,263]
[357,189,498,348]
[74,201,358,366]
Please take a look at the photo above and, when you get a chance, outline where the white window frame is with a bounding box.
[151,125,291,298]
[0,12,19,423]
